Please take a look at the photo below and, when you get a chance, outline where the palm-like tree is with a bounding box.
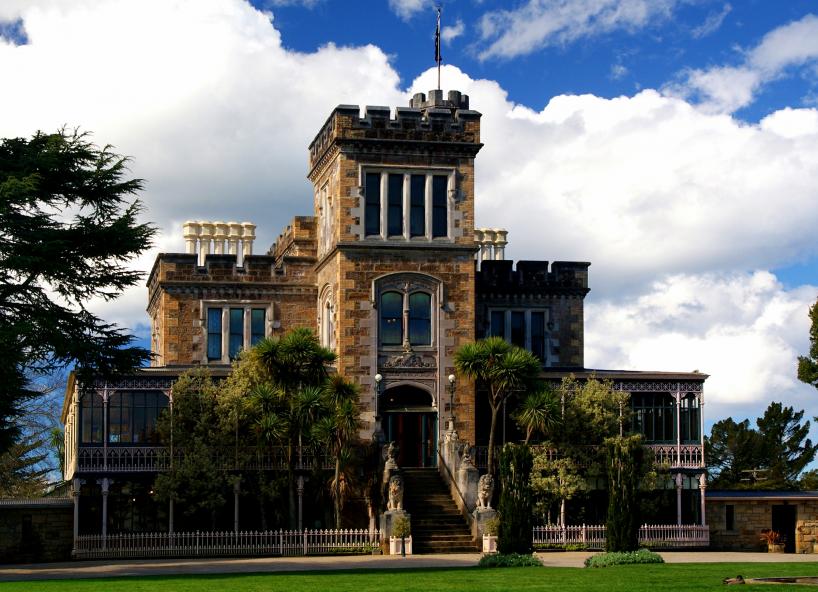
[514,388,561,444]
[253,329,336,527]
[313,375,360,529]
[454,337,540,473]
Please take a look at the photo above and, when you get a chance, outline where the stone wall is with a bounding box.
[709,499,818,553]
[0,502,73,563]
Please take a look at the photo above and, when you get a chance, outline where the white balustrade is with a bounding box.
[532,523,709,549]
[74,528,379,559]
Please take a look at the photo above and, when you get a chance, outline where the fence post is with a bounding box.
[303,529,307,556]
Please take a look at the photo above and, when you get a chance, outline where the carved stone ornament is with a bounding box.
[460,444,475,469]
[477,473,494,510]
[381,352,435,369]
[387,474,404,511]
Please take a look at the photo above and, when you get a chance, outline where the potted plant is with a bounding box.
[390,515,412,556]
[482,516,499,554]
[760,530,785,553]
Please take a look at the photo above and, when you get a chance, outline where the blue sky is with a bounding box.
[2,0,818,435]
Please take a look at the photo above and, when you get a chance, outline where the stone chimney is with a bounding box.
[182,220,257,266]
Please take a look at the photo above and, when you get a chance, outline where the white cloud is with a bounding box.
[3,1,818,427]
[669,13,818,113]
[609,62,628,80]
[691,3,731,39]
[585,272,817,420]
[388,0,428,21]
[476,0,679,61]
[441,18,464,44]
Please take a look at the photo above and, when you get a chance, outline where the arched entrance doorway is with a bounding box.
[382,385,437,467]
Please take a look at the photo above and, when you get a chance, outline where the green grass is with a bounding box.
[1,563,815,592]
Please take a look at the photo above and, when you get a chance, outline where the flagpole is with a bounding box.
[436,7,441,91]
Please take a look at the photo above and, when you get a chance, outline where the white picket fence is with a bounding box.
[532,524,709,550]
[74,528,380,559]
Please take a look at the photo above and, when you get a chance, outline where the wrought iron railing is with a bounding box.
[76,445,334,473]
[473,444,702,469]
[74,528,380,559]
[532,524,709,549]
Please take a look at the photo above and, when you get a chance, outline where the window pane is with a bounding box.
[490,310,505,338]
[510,311,525,347]
[531,311,546,361]
[365,172,381,236]
[408,292,431,345]
[229,308,244,359]
[432,175,447,237]
[251,309,265,345]
[380,291,403,345]
[387,173,403,236]
[207,308,222,360]
[410,174,425,237]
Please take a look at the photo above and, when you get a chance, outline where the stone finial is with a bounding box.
[182,221,200,255]
[228,221,242,255]
[213,221,228,254]
[493,228,508,261]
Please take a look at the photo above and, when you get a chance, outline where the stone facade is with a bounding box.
[0,501,74,563]
[709,495,818,553]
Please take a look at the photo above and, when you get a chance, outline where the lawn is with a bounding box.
[2,563,817,592]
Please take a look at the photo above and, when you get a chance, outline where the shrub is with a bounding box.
[478,553,543,568]
[392,515,411,538]
[584,549,664,568]
[498,443,534,554]
[483,516,500,536]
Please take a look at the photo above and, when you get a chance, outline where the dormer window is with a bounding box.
[362,169,452,241]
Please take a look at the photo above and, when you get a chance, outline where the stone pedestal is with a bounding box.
[458,463,479,511]
[473,507,498,539]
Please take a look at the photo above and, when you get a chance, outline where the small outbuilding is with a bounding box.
[707,490,818,553]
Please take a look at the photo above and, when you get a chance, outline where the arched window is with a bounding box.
[322,298,335,350]
[380,291,403,346]
[408,292,431,345]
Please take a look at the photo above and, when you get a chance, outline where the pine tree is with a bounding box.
[0,130,155,455]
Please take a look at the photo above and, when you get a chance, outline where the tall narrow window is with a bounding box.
[410,174,425,237]
[365,172,381,236]
[207,308,222,361]
[531,311,546,361]
[490,310,505,338]
[510,311,525,348]
[229,308,244,359]
[108,392,133,444]
[726,505,735,531]
[408,292,432,345]
[432,175,448,238]
[387,173,403,236]
[380,291,403,346]
[80,392,104,444]
[250,309,265,346]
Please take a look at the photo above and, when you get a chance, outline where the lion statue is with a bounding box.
[477,473,494,510]
[387,474,404,511]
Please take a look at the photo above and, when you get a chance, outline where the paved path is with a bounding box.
[1,551,815,582]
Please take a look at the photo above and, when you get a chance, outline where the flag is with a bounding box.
[435,8,441,64]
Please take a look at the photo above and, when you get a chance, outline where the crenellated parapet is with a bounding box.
[477,260,590,297]
[308,89,482,179]
[270,216,318,264]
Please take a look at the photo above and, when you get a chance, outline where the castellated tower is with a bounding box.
[309,89,482,454]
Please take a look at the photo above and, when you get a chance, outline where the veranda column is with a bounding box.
[233,480,241,533]
[71,478,82,554]
[674,385,682,469]
[297,475,305,531]
[675,473,683,526]
[699,474,707,526]
[99,477,110,550]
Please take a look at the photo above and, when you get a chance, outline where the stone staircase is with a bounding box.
[401,468,479,554]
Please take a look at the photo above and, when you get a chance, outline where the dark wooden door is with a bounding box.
[772,505,796,553]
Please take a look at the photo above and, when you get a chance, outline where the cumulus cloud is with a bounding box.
[669,13,818,113]
[2,1,818,426]
[441,18,465,44]
[476,0,679,61]
[585,272,817,419]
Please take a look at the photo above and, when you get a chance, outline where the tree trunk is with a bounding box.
[560,497,566,527]
[488,403,500,475]
[524,427,532,445]
[334,454,342,530]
